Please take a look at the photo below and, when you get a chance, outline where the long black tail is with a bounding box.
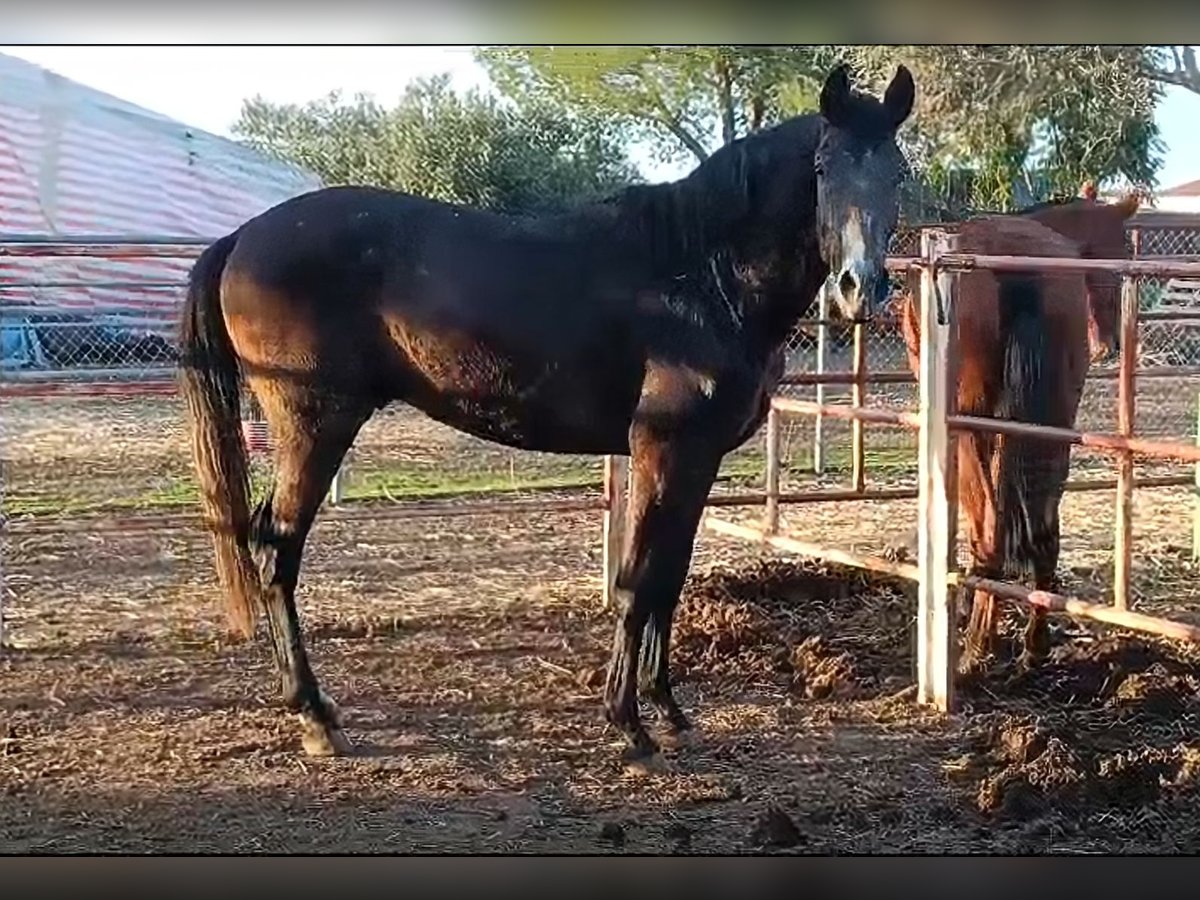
[994,274,1053,579]
[177,230,261,639]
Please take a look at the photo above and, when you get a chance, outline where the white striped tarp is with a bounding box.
[0,52,324,345]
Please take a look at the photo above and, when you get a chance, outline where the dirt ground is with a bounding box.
[4,381,1200,854]
[4,488,1200,854]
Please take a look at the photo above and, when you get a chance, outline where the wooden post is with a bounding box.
[915,228,959,712]
[328,466,344,506]
[602,454,630,610]
[850,320,867,492]
[813,283,831,474]
[764,406,781,534]
[1113,275,1138,610]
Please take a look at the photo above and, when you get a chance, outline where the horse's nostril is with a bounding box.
[838,269,858,297]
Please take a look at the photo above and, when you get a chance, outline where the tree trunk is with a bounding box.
[750,95,765,131]
[715,58,736,145]
[661,119,711,163]
[1145,45,1200,95]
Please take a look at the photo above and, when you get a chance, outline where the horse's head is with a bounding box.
[815,63,915,322]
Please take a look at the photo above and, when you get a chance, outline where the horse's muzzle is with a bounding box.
[831,263,887,323]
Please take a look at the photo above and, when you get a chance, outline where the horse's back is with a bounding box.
[213,185,655,452]
[955,215,1090,326]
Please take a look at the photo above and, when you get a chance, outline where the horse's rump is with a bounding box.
[953,216,1090,577]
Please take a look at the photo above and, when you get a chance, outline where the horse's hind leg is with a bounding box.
[249,387,371,756]
[959,431,1004,676]
[605,431,722,765]
[1019,451,1070,670]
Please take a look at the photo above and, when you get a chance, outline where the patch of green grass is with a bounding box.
[343,460,601,502]
[4,442,920,519]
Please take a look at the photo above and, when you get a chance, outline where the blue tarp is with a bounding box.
[1,319,48,370]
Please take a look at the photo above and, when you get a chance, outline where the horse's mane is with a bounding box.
[1017,191,1141,219]
[1015,196,1085,215]
[586,115,819,274]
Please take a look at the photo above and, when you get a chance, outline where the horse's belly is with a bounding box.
[383,318,638,453]
[415,390,629,454]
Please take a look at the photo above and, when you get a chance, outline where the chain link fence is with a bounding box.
[1,239,197,388]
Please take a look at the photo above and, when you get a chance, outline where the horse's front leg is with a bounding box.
[603,420,723,767]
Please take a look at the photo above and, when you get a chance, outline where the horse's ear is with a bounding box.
[1115,191,1141,219]
[820,63,853,126]
[883,65,915,129]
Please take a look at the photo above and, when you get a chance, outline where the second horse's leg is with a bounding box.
[959,431,1004,676]
[1020,456,1070,670]
[639,597,691,739]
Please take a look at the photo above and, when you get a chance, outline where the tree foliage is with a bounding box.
[1143,46,1200,95]
[232,74,641,215]
[839,45,1165,211]
[478,45,1169,215]
[475,46,837,166]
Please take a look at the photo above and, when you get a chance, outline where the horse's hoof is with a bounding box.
[619,729,666,775]
[658,730,692,751]
[317,689,344,729]
[623,750,672,777]
[657,719,695,750]
[298,717,354,758]
[1015,652,1042,676]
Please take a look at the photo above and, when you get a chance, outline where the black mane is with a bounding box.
[599,114,822,276]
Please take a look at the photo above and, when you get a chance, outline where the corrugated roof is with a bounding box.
[0,51,323,348]
[1161,178,1200,197]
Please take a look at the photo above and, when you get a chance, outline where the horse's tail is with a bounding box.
[178,230,260,640]
[994,274,1052,578]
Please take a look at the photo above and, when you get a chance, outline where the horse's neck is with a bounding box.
[738,241,826,357]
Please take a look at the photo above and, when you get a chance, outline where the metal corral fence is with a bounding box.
[4,223,1200,524]
[783,215,1200,490]
[667,230,1200,714]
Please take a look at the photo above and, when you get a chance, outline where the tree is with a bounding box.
[839,46,1165,210]
[1144,46,1200,95]
[475,46,837,167]
[231,74,641,215]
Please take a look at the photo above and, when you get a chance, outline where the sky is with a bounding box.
[3,44,1199,191]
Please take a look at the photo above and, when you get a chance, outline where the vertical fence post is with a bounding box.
[1194,392,1200,563]
[916,228,959,712]
[1190,393,1200,564]
[764,404,781,535]
[328,464,345,506]
[1113,274,1139,610]
[602,454,630,610]
[813,283,830,474]
[850,320,867,492]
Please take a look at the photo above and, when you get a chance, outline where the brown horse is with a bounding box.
[897,215,1092,672]
[1017,192,1140,361]
[178,64,916,763]
[896,192,1138,363]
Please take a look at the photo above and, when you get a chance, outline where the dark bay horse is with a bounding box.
[179,64,916,763]
[896,216,1091,673]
